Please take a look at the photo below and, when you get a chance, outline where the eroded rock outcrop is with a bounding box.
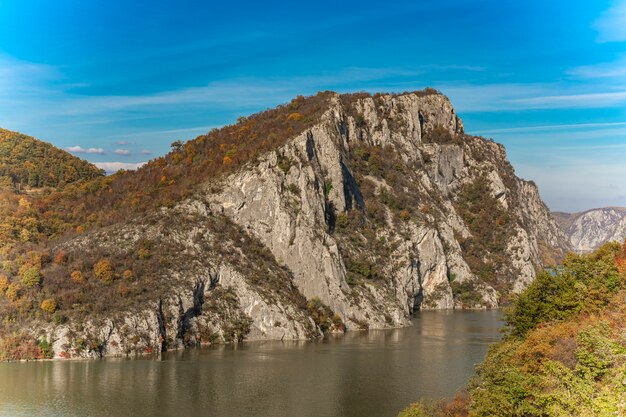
[553,207,626,252]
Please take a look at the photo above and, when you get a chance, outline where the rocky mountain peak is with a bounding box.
[0,90,571,359]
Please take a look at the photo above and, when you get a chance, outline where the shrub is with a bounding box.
[93,259,114,284]
[137,248,151,260]
[122,269,134,280]
[19,265,41,288]
[117,283,130,297]
[0,274,8,294]
[70,270,84,283]
[40,298,57,314]
[53,251,67,264]
[5,283,21,301]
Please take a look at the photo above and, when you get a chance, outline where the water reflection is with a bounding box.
[0,310,502,417]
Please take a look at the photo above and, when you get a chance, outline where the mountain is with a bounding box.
[553,207,626,252]
[0,91,570,359]
[0,128,104,189]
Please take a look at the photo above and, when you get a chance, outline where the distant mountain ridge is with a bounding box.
[552,207,626,252]
[0,127,104,189]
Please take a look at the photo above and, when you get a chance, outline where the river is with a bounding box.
[0,310,502,417]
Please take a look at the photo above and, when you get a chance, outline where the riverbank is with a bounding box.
[0,310,502,417]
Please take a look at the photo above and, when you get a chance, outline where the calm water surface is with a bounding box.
[0,310,502,417]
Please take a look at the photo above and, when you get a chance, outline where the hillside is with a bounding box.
[399,241,626,417]
[553,207,626,252]
[0,128,104,189]
[0,90,570,359]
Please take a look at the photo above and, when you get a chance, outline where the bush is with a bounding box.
[5,283,21,301]
[70,270,84,283]
[93,260,114,284]
[40,298,57,314]
[0,274,8,294]
[504,242,624,337]
[19,266,41,288]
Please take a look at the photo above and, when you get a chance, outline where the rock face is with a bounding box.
[7,91,570,358]
[553,207,626,252]
[203,92,569,329]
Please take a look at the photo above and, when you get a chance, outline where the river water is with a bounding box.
[0,310,502,417]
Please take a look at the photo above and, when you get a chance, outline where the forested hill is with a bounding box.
[0,128,104,189]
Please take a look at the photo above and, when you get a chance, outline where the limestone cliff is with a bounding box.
[553,207,626,252]
[0,91,570,359]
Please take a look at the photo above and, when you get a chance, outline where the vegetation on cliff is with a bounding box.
[399,240,626,417]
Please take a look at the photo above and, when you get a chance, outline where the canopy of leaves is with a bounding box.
[0,128,104,189]
[399,241,626,417]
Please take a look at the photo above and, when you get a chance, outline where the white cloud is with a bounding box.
[140,149,152,155]
[568,56,626,79]
[595,0,626,42]
[67,145,106,154]
[472,121,626,135]
[95,162,146,173]
[439,83,626,112]
[115,140,129,145]
[509,90,626,109]
[114,148,131,156]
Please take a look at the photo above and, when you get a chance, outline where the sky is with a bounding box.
[0,0,625,212]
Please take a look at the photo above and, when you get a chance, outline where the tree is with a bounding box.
[94,260,114,284]
[40,298,57,314]
[19,265,41,288]
[170,140,183,152]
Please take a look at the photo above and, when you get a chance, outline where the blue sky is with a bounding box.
[0,0,625,211]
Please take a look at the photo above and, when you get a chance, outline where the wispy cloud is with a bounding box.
[473,122,626,135]
[114,149,131,156]
[568,56,626,79]
[140,150,152,155]
[441,83,626,112]
[67,146,105,154]
[594,0,626,42]
[510,91,626,109]
[95,162,146,173]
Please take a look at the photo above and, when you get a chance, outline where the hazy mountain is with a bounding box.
[553,207,626,252]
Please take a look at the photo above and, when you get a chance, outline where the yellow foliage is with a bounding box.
[93,259,114,284]
[0,274,8,294]
[70,270,84,283]
[18,197,31,209]
[5,283,20,301]
[287,112,303,121]
[40,298,57,314]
